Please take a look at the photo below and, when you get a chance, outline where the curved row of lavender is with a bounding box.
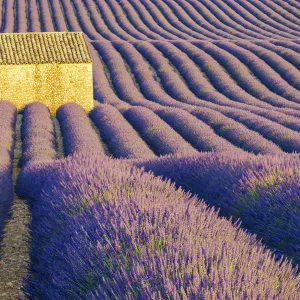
[191,107,283,155]
[19,103,57,167]
[90,40,300,154]
[0,101,16,238]
[18,0,300,129]
[135,39,300,115]
[177,40,300,114]
[89,40,300,154]
[214,106,300,153]
[164,40,300,120]
[124,106,199,156]
[90,104,155,159]
[19,102,294,160]
[56,103,105,156]
[17,0,300,41]
[136,152,300,265]
[189,40,300,117]
[101,38,300,118]
[106,40,300,152]
[7,1,300,125]
[16,154,300,299]
[155,107,241,153]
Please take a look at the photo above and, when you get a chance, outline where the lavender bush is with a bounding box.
[15,0,27,32]
[0,158,13,239]
[27,0,41,32]
[38,0,55,32]
[2,0,14,32]
[137,152,300,264]
[17,154,300,299]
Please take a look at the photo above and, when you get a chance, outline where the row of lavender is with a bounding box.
[137,152,300,265]
[0,101,16,238]
[92,40,300,119]
[19,103,58,167]
[12,102,300,297]
[91,39,300,115]
[90,40,300,154]
[17,103,300,265]
[6,0,300,41]
[22,102,300,156]
[93,38,299,110]
[17,102,239,160]
[57,103,287,156]
[21,0,300,150]
[16,153,300,299]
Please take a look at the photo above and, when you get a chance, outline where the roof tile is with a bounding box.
[0,32,91,64]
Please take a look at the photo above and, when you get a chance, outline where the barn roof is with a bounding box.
[0,32,92,65]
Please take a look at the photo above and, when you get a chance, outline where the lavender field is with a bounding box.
[0,0,300,299]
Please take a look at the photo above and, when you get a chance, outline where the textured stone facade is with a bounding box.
[0,32,93,115]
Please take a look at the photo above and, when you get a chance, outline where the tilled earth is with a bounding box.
[0,116,31,300]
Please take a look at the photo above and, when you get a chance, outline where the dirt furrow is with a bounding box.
[0,115,30,300]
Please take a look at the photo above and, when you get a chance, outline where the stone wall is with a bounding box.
[0,62,93,115]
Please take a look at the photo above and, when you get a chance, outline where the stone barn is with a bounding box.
[0,32,93,115]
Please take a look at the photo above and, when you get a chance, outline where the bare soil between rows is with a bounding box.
[0,115,31,300]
